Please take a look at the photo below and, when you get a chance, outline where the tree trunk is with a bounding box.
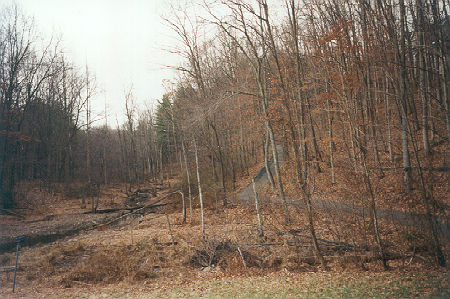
[417,0,430,156]
[252,178,263,237]
[182,140,193,223]
[327,98,335,184]
[211,123,227,206]
[362,158,388,270]
[399,0,412,192]
[264,129,275,190]
[193,138,205,239]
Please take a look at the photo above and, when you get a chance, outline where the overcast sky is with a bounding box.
[9,0,182,125]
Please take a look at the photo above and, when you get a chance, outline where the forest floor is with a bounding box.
[0,184,134,253]
[0,166,449,298]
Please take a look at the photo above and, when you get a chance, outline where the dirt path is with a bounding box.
[236,148,450,240]
[237,145,284,201]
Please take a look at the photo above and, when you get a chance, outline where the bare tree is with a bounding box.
[193,138,205,239]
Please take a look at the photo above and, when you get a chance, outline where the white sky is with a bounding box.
[8,0,183,125]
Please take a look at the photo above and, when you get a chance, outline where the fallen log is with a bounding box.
[239,240,355,250]
[83,203,168,215]
[0,266,15,272]
[83,208,125,214]
[153,241,178,246]
[94,191,179,229]
[125,187,157,202]
[0,208,24,218]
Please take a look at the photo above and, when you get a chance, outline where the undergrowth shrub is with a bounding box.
[189,238,264,272]
[34,242,172,286]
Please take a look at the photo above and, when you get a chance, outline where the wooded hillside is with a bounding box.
[1,0,448,271]
[159,0,449,267]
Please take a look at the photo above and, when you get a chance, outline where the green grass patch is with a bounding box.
[80,270,449,299]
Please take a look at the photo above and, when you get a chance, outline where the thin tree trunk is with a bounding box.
[252,178,263,237]
[165,213,175,245]
[211,123,227,206]
[264,129,275,190]
[182,140,193,223]
[262,1,302,181]
[399,0,412,192]
[194,138,205,239]
[362,158,388,270]
[302,183,326,269]
[327,98,335,184]
[431,0,450,140]
[417,0,430,155]
[159,146,163,184]
[179,190,186,224]
[257,64,289,223]
[384,78,393,162]
[267,122,289,223]
[407,118,446,266]
[238,98,249,176]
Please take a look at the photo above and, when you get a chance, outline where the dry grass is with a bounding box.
[60,244,157,285]
[0,174,448,298]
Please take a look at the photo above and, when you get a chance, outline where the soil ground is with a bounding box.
[0,171,448,298]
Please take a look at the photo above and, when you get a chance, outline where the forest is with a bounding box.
[0,0,449,297]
